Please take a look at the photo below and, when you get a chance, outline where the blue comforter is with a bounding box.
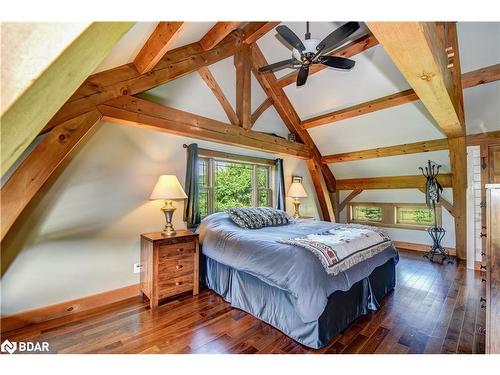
[197,213,399,323]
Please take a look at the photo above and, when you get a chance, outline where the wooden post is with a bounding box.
[306,159,335,221]
[449,136,467,259]
[235,44,252,129]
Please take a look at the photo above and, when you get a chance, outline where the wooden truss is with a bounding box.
[2,21,500,267]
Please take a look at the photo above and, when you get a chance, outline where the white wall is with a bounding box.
[1,122,319,315]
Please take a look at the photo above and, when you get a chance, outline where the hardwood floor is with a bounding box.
[1,250,485,354]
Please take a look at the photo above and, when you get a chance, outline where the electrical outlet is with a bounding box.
[133,263,142,274]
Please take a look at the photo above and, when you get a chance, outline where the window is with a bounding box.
[352,205,383,223]
[198,153,273,218]
[395,205,435,227]
[348,202,441,230]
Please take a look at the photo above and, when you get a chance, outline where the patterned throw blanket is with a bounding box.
[279,223,392,276]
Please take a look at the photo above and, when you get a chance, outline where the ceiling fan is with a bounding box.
[258,22,360,86]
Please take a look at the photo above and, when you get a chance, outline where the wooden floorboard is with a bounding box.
[0,250,485,354]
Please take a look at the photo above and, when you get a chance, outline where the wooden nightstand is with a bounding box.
[140,230,199,309]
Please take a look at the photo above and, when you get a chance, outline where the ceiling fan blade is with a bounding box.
[258,59,297,73]
[297,66,309,86]
[315,22,360,56]
[276,25,306,52]
[318,56,356,70]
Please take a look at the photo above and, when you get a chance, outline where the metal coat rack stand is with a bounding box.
[419,160,453,264]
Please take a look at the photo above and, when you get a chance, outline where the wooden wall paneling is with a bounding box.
[448,136,467,259]
[251,97,273,126]
[241,22,280,44]
[336,174,453,190]
[306,159,335,222]
[1,110,103,271]
[1,22,134,176]
[133,22,184,74]
[366,22,464,138]
[490,145,500,184]
[198,66,239,126]
[43,31,243,133]
[276,33,379,88]
[98,96,311,159]
[199,22,241,50]
[322,138,449,163]
[235,43,252,129]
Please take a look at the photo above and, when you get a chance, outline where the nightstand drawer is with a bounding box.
[158,274,194,299]
[159,256,194,277]
[159,241,196,259]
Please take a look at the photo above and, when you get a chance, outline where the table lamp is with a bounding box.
[150,175,187,236]
[287,181,308,219]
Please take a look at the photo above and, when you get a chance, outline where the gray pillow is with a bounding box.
[225,207,290,229]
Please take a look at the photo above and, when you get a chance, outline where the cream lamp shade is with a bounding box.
[287,182,308,198]
[149,175,187,200]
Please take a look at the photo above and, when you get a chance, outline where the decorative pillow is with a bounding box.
[225,207,290,229]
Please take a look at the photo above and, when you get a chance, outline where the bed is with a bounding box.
[197,212,399,349]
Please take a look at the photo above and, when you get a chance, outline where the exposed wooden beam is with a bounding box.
[277,33,379,88]
[133,22,184,74]
[98,96,311,159]
[322,138,449,163]
[466,130,500,146]
[301,62,500,130]
[462,63,500,89]
[43,30,243,134]
[235,44,252,129]
[448,136,467,259]
[447,23,467,260]
[366,22,463,138]
[241,22,280,44]
[338,190,363,213]
[251,97,273,126]
[336,174,453,190]
[302,89,419,129]
[199,22,240,50]
[1,22,133,177]
[306,159,335,221]
[250,44,337,193]
[417,187,454,217]
[1,110,102,250]
[197,66,239,126]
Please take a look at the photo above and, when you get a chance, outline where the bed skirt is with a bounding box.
[201,253,397,349]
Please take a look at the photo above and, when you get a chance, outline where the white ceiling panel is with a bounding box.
[168,22,216,50]
[309,101,445,155]
[208,56,237,109]
[93,22,158,73]
[464,81,500,134]
[138,72,228,123]
[284,45,410,119]
[458,22,500,73]
[329,150,451,179]
[252,106,289,138]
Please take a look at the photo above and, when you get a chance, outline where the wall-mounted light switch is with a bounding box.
[133,263,142,274]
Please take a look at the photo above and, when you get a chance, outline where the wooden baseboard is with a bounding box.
[394,240,457,256]
[1,283,140,333]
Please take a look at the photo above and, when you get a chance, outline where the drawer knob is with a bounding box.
[175,281,182,286]
[482,278,486,283]
[176,265,183,270]
[480,264,487,270]
[480,297,486,303]
[481,252,486,256]
[481,304,486,309]
[177,248,184,253]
